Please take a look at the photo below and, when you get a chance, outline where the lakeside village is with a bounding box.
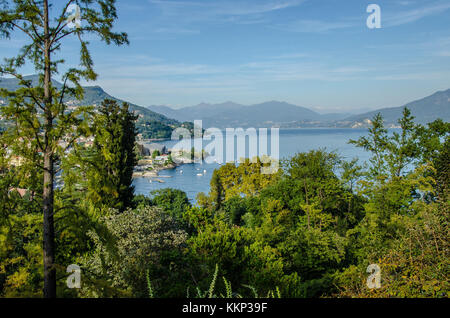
[133,141,207,183]
[4,135,206,199]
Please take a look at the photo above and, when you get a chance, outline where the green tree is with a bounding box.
[415,119,450,165]
[0,0,128,297]
[87,99,137,212]
[434,136,449,199]
[267,150,365,230]
[150,188,191,221]
[349,108,444,179]
[349,113,389,178]
[336,112,448,297]
[80,206,189,298]
[222,197,252,226]
[0,136,43,296]
[152,149,161,159]
[199,158,280,211]
[187,215,288,297]
[385,108,421,177]
[167,153,174,164]
[210,169,224,211]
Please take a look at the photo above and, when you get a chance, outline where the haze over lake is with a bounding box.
[133,128,372,202]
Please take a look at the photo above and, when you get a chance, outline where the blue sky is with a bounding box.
[1,0,450,113]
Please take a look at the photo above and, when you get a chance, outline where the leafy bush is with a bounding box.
[79,206,189,297]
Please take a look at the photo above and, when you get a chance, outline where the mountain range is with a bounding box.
[148,101,339,128]
[0,75,178,124]
[1,75,449,131]
[148,89,450,128]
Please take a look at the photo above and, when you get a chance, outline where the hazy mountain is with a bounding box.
[148,89,450,128]
[148,101,243,123]
[0,75,179,126]
[340,89,450,127]
[146,105,181,121]
[148,101,323,128]
[4,76,447,130]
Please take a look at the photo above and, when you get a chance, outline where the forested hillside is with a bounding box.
[0,75,192,139]
[341,89,450,127]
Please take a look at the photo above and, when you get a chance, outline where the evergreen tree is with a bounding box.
[88,99,137,212]
[349,113,389,179]
[0,0,128,297]
[385,108,421,177]
[152,150,160,159]
[210,170,224,211]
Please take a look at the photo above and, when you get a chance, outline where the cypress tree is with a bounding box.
[88,99,137,212]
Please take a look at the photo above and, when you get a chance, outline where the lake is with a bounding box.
[133,128,372,202]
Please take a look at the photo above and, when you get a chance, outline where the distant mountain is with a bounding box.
[0,75,192,139]
[149,89,450,128]
[148,101,323,128]
[339,89,450,128]
[0,75,178,125]
[148,102,243,124]
[146,105,182,121]
[4,76,447,131]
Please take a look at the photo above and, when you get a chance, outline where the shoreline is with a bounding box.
[132,162,179,180]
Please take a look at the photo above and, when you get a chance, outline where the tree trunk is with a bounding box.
[42,0,56,298]
[43,148,56,298]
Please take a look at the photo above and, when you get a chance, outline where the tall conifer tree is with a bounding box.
[88,99,137,212]
[0,0,128,297]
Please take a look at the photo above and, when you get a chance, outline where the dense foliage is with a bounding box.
[1,103,449,298]
[0,2,448,299]
[0,0,129,297]
[86,99,138,211]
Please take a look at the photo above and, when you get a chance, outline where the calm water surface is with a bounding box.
[133,128,372,202]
